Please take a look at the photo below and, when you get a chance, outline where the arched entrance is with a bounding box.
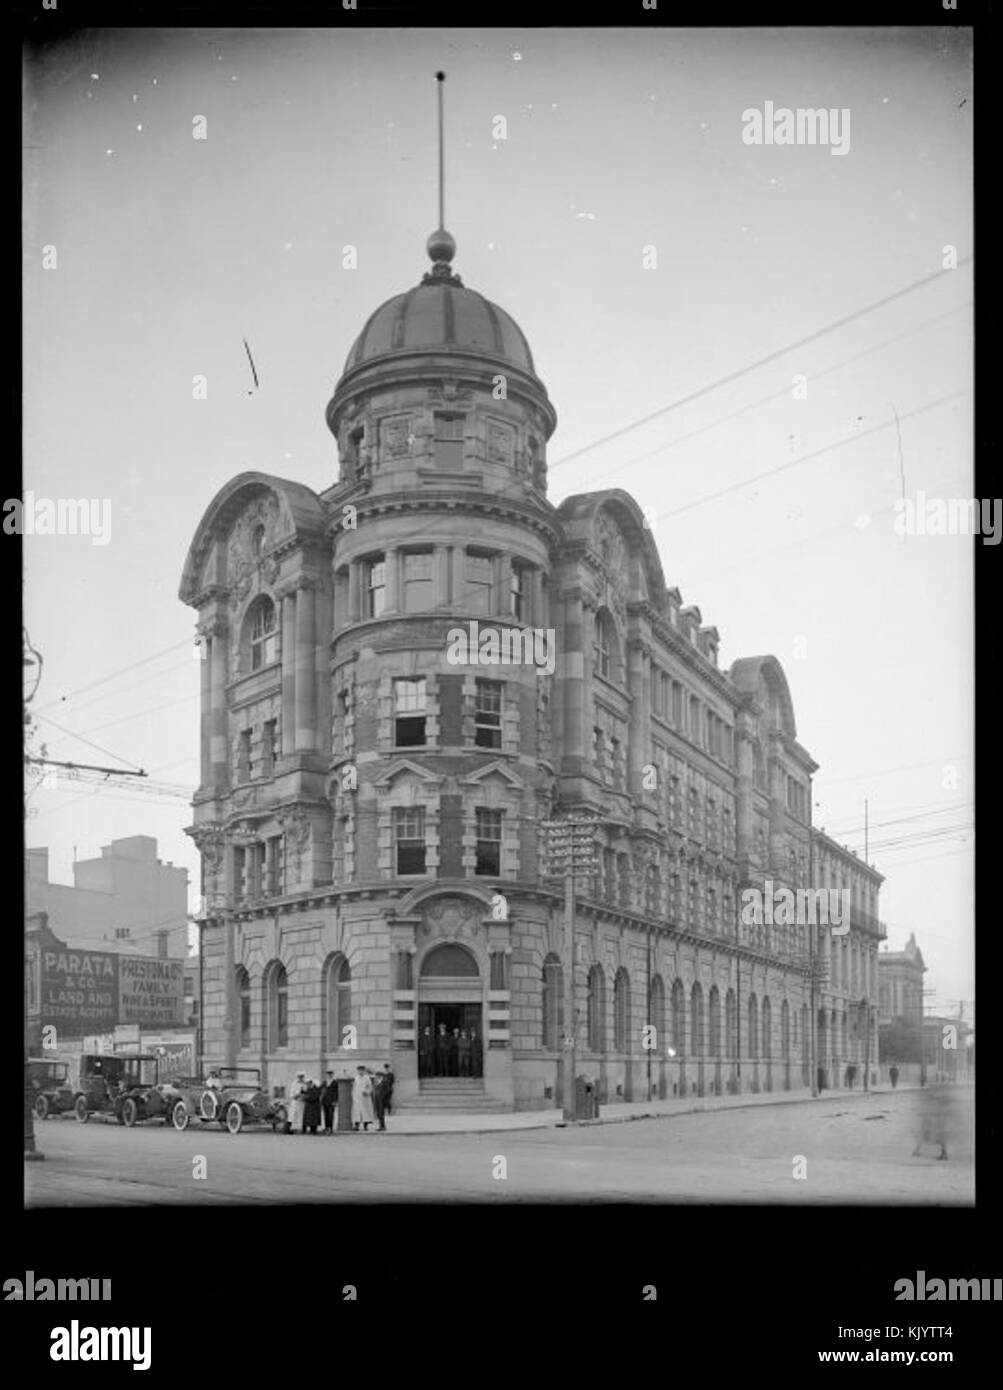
[417,942,484,1079]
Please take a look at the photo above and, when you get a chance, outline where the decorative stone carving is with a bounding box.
[487,422,514,464]
[277,806,312,874]
[420,896,483,939]
[381,415,412,460]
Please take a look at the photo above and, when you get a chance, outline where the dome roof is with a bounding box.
[343,280,537,377]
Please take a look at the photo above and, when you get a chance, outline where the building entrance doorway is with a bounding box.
[418,1002,483,1078]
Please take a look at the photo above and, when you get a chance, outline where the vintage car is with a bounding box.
[28,1057,75,1120]
[72,1053,162,1125]
[170,1067,289,1135]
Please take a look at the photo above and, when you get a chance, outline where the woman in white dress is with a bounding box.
[351,1066,376,1130]
[289,1071,308,1133]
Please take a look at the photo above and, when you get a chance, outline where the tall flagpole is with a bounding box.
[436,71,445,230]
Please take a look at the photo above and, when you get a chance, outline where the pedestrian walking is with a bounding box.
[375,1062,394,1130]
[302,1078,322,1135]
[889,1065,899,1089]
[911,1083,956,1161]
[351,1066,376,1130]
[457,1029,472,1078]
[320,1071,338,1133]
[289,1071,308,1133]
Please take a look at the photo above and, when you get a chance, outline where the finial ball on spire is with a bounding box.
[436,71,445,82]
[427,228,456,264]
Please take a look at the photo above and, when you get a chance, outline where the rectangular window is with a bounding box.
[265,835,284,895]
[402,549,435,612]
[509,565,525,621]
[394,677,427,747]
[690,697,702,745]
[238,729,252,782]
[366,558,386,617]
[475,679,503,749]
[434,413,465,470]
[610,736,624,790]
[593,726,605,776]
[672,682,683,728]
[233,846,246,900]
[262,720,277,776]
[395,807,426,875]
[475,808,503,876]
[465,551,495,614]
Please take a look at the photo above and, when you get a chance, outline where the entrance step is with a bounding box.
[397,1080,513,1113]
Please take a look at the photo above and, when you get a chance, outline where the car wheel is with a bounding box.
[34,1095,49,1121]
[199,1090,218,1122]
[225,1101,243,1134]
[172,1100,190,1132]
[122,1098,138,1127]
[74,1095,90,1124]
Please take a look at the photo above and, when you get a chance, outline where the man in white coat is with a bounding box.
[351,1066,376,1131]
[289,1071,308,1134]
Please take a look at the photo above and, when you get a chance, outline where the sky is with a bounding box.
[22,27,973,1017]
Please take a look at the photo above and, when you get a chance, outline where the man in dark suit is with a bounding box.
[448,1027,460,1078]
[434,1023,450,1078]
[470,1027,483,1078]
[320,1071,338,1134]
[457,1029,472,1078]
[373,1062,394,1131]
[419,1026,434,1078]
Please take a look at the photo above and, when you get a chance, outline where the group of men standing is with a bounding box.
[419,1022,483,1078]
[287,1064,394,1134]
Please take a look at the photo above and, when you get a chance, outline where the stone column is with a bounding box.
[559,588,589,775]
[435,546,450,607]
[495,552,511,620]
[734,720,754,862]
[197,622,212,788]
[280,589,297,756]
[294,582,317,752]
[208,616,229,789]
[627,639,650,798]
[347,563,360,623]
[768,740,786,874]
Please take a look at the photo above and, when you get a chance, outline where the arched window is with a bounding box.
[587,965,606,1053]
[613,967,631,1052]
[236,966,251,1050]
[648,975,665,1055]
[690,982,704,1056]
[593,609,621,683]
[762,996,772,1059]
[264,961,288,1051]
[708,985,721,1057]
[781,999,790,1058]
[725,988,737,1057]
[420,943,479,977]
[748,993,759,1059]
[542,953,563,1051]
[670,978,686,1057]
[324,954,352,1050]
[246,595,278,671]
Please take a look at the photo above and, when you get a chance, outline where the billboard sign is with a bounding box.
[118,957,185,1027]
[39,948,118,1037]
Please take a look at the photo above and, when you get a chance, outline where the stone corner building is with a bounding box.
[179,229,885,1111]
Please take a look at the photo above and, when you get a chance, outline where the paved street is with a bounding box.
[26,1085,973,1205]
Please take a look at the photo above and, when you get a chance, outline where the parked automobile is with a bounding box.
[72,1053,160,1125]
[28,1057,74,1120]
[170,1067,289,1135]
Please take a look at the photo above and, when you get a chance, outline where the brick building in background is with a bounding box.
[180,227,884,1110]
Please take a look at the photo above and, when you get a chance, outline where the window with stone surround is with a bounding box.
[690,982,704,1056]
[262,719,277,777]
[709,986,721,1057]
[365,557,386,618]
[648,975,665,1050]
[748,994,759,1059]
[587,965,606,1053]
[672,681,684,728]
[394,807,426,875]
[247,596,278,671]
[264,835,284,895]
[475,807,503,876]
[265,961,288,1050]
[593,609,619,682]
[394,677,427,747]
[671,978,686,1056]
[237,729,252,782]
[434,412,464,470]
[762,997,772,1058]
[613,968,631,1051]
[474,679,503,749]
[509,564,525,621]
[542,953,563,1051]
[402,549,435,613]
[323,954,351,1050]
[465,551,494,614]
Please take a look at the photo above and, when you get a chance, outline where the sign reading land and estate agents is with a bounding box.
[39,948,119,1035]
[37,947,185,1036]
[117,957,184,1027]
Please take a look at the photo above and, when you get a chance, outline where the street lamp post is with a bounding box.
[546,814,599,1122]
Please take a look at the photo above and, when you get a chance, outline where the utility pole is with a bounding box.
[808,783,818,1097]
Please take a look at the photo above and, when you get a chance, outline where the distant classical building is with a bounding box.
[25,836,190,961]
[179,221,885,1110]
[878,932,926,1027]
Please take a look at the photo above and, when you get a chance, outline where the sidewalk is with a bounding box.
[376,1081,935,1136]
